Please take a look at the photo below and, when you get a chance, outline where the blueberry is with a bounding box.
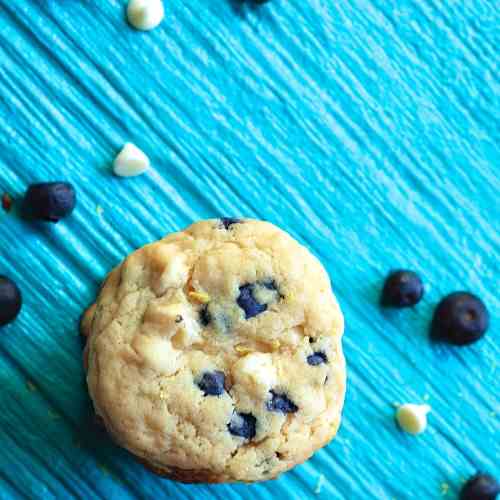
[197,371,226,396]
[200,304,211,326]
[460,473,500,500]
[307,352,328,366]
[228,412,256,439]
[220,218,241,230]
[381,270,424,307]
[23,182,76,222]
[237,284,267,319]
[431,292,489,345]
[0,276,22,327]
[266,390,298,414]
[262,280,278,291]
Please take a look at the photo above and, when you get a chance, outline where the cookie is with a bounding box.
[82,218,345,483]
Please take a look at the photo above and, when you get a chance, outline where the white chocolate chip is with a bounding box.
[171,314,202,348]
[132,335,181,375]
[396,403,431,435]
[144,303,184,330]
[113,143,150,177]
[143,303,201,347]
[127,0,164,31]
[160,254,189,289]
[233,353,277,395]
[253,285,278,304]
[149,245,189,295]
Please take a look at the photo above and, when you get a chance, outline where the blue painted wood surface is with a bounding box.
[0,1,498,498]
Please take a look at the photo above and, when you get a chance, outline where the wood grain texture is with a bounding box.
[0,0,498,498]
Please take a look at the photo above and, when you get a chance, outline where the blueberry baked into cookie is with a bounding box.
[81,219,345,483]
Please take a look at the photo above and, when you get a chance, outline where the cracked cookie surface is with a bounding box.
[82,219,345,483]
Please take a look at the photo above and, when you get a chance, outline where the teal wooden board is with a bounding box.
[0,0,498,498]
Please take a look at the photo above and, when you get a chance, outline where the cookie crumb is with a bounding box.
[26,381,37,392]
[96,205,104,216]
[235,344,253,355]
[314,474,325,494]
[440,482,449,496]
[268,339,280,350]
[93,413,105,429]
[1,193,12,212]
[189,291,210,304]
[423,393,430,401]
[98,464,110,476]
[113,143,150,177]
[48,409,61,420]
[395,403,431,435]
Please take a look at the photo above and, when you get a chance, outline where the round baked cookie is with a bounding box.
[82,218,345,483]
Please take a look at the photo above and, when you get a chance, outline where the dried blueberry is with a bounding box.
[431,292,489,345]
[381,270,424,308]
[0,276,22,327]
[460,473,500,500]
[220,218,241,229]
[23,182,76,222]
[237,284,267,319]
[197,371,226,396]
[307,352,328,366]
[200,304,211,326]
[228,412,256,439]
[266,390,298,414]
[262,280,278,291]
